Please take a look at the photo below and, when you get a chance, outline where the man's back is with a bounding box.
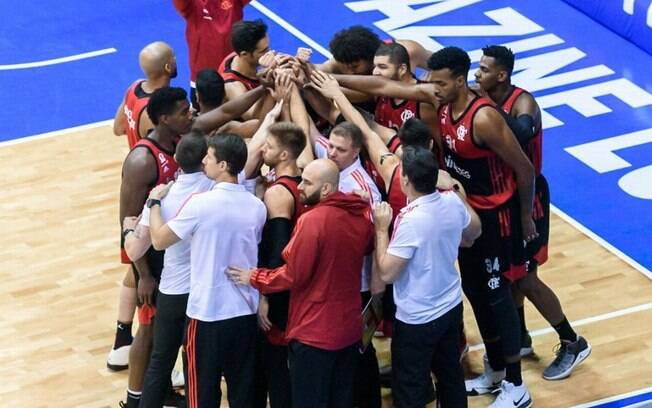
[168,182,266,322]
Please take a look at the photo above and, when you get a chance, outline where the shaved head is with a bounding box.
[299,159,340,205]
[139,41,176,79]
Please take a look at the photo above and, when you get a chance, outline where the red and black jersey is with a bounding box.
[132,137,179,191]
[123,80,152,149]
[218,52,260,90]
[387,164,408,225]
[439,96,516,210]
[362,135,402,195]
[374,94,420,132]
[499,86,543,176]
[272,175,305,227]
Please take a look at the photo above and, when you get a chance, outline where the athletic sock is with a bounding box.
[505,360,523,386]
[485,341,505,371]
[517,306,528,336]
[125,389,141,408]
[553,317,578,343]
[114,321,133,349]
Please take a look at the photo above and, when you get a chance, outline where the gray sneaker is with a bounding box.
[543,336,591,380]
[520,332,534,357]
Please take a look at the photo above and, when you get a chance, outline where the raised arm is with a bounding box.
[331,73,437,105]
[193,85,267,134]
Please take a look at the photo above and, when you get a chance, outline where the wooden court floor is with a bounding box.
[2,124,651,407]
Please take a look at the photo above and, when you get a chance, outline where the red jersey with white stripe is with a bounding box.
[362,134,401,194]
[498,86,543,176]
[439,96,516,210]
[218,52,260,90]
[387,164,408,225]
[173,0,250,83]
[123,80,152,148]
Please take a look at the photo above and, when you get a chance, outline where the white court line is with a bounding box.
[249,0,333,59]
[0,48,117,70]
[468,301,652,352]
[551,205,652,280]
[571,386,652,407]
[0,120,113,147]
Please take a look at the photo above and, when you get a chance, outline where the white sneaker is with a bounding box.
[465,356,505,395]
[106,345,130,371]
[171,368,185,388]
[489,380,532,408]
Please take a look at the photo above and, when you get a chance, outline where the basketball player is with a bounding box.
[475,45,591,380]
[108,42,178,371]
[118,87,192,408]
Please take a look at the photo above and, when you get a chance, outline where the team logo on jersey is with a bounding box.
[487,277,500,290]
[400,109,415,123]
[221,0,233,10]
[456,125,467,141]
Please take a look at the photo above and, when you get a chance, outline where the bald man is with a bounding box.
[228,159,375,408]
[113,41,178,148]
[107,41,178,375]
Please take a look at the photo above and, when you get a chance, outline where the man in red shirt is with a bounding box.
[228,158,375,408]
[172,0,250,109]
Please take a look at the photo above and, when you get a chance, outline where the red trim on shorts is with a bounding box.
[121,248,131,264]
[504,263,527,282]
[187,319,197,408]
[138,304,156,325]
[534,244,549,266]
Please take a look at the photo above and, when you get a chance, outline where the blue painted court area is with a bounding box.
[573,387,652,408]
[3,0,652,334]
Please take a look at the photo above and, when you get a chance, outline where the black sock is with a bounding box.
[553,317,578,343]
[485,341,505,371]
[114,321,133,349]
[517,306,528,336]
[505,360,522,386]
[126,390,141,408]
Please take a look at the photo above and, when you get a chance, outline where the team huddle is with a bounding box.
[107,9,591,408]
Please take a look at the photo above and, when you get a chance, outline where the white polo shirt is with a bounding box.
[388,191,470,324]
[140,172,215,295]
[316,136,381,292]
[167,182,267,322]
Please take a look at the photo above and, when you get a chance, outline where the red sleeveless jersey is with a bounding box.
[218,52,260,90]
[374,96,420,132]
[387,164,408,225]
[132,137,179,190]
[272,175,305,227]
[362,135,402,194]
[499,86,543,176]
[123,80,152,149]
[439,96,516,210]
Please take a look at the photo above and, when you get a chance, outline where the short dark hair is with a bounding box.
[196,69,225,107]
[175,130,207,173]
[268,122,306,159]
[375,42,411,71]
[231,19,268,54]
[147,87,188,126]
[482,45,515,76]
[331,121,363,149]
[398,118,432,148]
[329,25,381,65]
[207,133,247,176]
[401,146,439,194]
[427,46,471,79]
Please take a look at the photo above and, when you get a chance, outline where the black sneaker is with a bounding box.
[543,336,591,380]
[163,390,187,408]
[520,332,534,357]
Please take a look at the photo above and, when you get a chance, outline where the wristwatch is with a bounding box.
[146,198,161,208]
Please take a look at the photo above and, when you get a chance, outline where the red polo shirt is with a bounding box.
[250,192,374,351]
